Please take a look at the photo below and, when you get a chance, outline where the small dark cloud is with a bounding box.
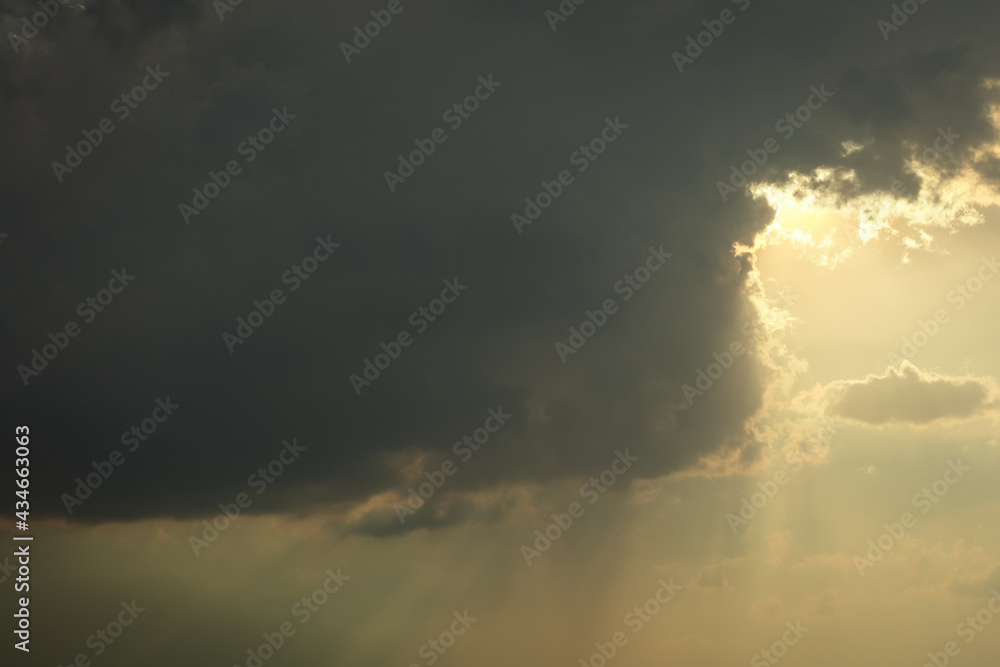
[830,363,995,425]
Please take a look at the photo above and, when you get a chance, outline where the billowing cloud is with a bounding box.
[826,363,996,425]
[1,0,999,534]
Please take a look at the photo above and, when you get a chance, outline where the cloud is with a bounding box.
[3,0,1000,528]
[692,557,747,590]
[341,487,529,538]
[695,563,728,588]
[825,362,996,425]
[949,562,1000,597]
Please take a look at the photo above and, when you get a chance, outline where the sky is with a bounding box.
[1,0,1000,665]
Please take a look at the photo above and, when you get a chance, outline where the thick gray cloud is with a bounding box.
[830,364,994,425]
[2,0,999,524]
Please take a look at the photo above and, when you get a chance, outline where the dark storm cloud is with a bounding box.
[2,0,1000,524]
